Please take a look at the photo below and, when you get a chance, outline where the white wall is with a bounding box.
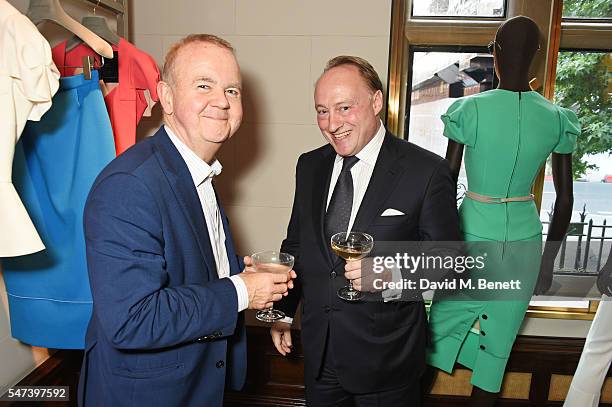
[132,0,394,257]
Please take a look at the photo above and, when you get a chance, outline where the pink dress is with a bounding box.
[52,38,160,155]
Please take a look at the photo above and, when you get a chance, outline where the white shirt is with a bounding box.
[326,120,386,232]
[165,125,249,312]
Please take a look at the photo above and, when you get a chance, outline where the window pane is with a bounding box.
[412,0,504,17]
[562,0,612,19]
[406,50,610,310]
[407,50,495,193]
[539,51,612,308]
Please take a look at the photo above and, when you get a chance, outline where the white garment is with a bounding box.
[564,295,612,407]
[0,0,59,257]
[165,125,248,312]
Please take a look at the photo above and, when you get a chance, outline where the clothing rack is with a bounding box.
[80,0,128,38]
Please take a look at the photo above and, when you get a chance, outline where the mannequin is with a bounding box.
[447,19,573,296]
[424,16,577,407]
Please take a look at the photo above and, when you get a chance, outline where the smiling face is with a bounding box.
[158,41,242,162]
[314,65,383,157]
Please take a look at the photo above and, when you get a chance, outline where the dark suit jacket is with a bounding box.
[78,127,246,407]
[276,131,460,393]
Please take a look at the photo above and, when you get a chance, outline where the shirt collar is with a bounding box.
[334,119,386,166]
[164,125,222,187]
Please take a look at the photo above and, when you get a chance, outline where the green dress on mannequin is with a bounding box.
[426,88,580,393]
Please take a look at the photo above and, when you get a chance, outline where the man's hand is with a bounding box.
[270,321,292,356]
[240,256,297,309]
[344,259,391,292]
[243,255,257,273]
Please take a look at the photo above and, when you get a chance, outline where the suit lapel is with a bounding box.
[352,132,406,233]
[152,128,218,281]
[312,147,336,265]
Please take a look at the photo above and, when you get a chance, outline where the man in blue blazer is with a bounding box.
[78,34,294,407]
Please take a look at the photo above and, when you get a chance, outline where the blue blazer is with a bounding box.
[78,127,247,407]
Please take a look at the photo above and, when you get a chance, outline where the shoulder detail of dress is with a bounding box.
[440,96,478,148]
[553,106,580,154]
[0,4,59,121]
[126,40,160,101]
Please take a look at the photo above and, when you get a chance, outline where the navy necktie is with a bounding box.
[325,155,359,246]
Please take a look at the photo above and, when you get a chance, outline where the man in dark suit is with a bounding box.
[79,34,294,407]
[270,56,460,406]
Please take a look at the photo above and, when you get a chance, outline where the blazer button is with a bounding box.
[482,314,488,320]
[216,360,225,369]
[480,330,486,336]
[323,305,331,313]
[330,271,337,278]
[480,345,486,350]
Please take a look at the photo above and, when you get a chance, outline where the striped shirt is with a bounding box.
[165,125,248,312]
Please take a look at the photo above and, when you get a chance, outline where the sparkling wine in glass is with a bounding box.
[331,231,374,301]
[252,251,295,323]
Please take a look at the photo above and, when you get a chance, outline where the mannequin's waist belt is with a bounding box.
[466,190,535,204]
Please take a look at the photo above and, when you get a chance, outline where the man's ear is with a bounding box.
[372,90,383,116]
[157,81,174,115]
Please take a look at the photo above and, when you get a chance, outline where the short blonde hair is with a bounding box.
[322,55,383,94]
[162,34,234,85]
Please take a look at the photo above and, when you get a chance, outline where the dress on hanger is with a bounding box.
[52,38,160,155]
[427,89,580,392]
[0,0,59,257]
[2,69,115,349]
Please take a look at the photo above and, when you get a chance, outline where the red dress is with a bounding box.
[52,38,160,155]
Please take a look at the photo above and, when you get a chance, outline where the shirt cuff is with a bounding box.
[279,316,294,324]
[229,275,249,312]
[382,266,403,302]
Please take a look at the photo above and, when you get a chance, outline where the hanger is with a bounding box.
[27,0,113,59]
[66,0,120,51]
[63,55,104,80]
[81,55,95,80]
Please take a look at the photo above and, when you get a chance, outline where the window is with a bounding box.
[406,48,495,196]
[538,50,612,309]
[412,0,505,18]
[388,0,612,320]
[562,0,612,19]
[406,48,495,157]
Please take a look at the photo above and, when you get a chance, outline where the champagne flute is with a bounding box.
[331,232,374,301]
[251,250,295,323]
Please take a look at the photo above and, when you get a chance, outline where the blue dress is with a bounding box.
[2,70,115,349]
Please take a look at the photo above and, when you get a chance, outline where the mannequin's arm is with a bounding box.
[445,140,464,185]
[535,153,573,294]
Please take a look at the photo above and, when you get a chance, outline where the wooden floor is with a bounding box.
[2,326,611,407]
